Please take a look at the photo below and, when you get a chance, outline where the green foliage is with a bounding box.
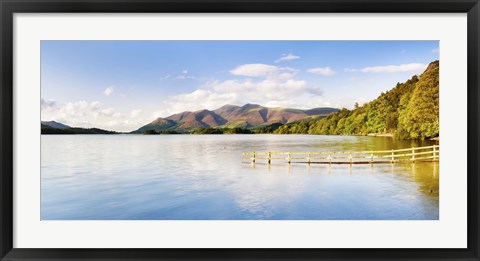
[253,123,283,134]
[41,124,76,134]
[142,129,180,134]
[396,61,439,139]
[274,120,312,134]
[143,129,158,135]
[224,128,253,134]
[189,128,224,134]
[189,127,253,134]
[278,61,439,140]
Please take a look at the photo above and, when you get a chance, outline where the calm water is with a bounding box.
[41,135,439,220]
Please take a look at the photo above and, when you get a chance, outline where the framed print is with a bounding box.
[1,0,479,260]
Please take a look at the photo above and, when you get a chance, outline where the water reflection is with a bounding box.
[41,135,439,220]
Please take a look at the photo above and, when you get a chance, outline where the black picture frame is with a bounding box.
[1,0,479,260]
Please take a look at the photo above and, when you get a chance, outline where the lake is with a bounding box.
[41,134,439,220]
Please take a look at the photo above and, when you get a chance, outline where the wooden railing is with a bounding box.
[242,145,439,164]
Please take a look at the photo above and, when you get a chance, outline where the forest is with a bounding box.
[274,60,439,140]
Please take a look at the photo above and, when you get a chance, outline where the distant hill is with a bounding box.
[41,122,118,134]
[135,104,339,133]
[41,121,70,129]
[275,60,439,140]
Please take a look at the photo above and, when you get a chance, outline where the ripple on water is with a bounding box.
[41,135,439,220]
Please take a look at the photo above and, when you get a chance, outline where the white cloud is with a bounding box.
[130,109,142,118]
[275,53,300,63]
[345,63,427,73]
[160,75,170,80]
[229,63,299,81]
[41,98,56,110]
[432,48,439,53]
[230,64,281,77]
[99,108,120,117]
[103,86,114,96]
[152,89,238,117]
[176,75,196,80]
[150,63,328,117]
[307,67,336,76]
[176,70,196,80]
[152,76,325,117]
[41,99,147,132]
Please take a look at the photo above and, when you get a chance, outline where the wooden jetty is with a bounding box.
[242,145,439,164]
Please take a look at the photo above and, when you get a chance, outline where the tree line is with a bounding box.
[143,124,283,135]
[273,61,439,140]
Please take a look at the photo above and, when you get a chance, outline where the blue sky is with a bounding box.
[41,41,439,132]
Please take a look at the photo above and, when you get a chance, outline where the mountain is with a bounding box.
[41,122,118,134]
[167,109,227,129]
[41,121,70,129]
[275,60,439,140]
[135,104,338,132]
[212,104,242,119]
[136,118,178,133]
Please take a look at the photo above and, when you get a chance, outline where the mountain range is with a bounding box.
[135,104,338,133]
[41,121,117,134]
[41,121,70,129]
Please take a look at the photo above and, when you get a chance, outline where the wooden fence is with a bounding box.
[242,145,439,164]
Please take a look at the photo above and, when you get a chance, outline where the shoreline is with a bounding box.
[41,132,440,141]
[367,133,393,137]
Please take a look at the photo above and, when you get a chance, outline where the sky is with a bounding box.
[41,41,439,132]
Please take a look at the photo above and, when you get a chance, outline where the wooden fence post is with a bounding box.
[242,145,439,165]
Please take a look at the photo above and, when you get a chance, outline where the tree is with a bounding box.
[143,129,158,134]
[397,62,439,139]
[285,60,439,140]
[354,102,359,110]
